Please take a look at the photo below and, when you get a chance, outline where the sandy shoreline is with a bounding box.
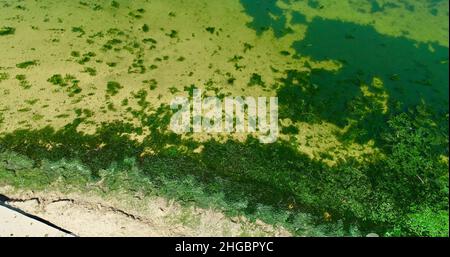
[0,203,71,237]
[0,187,290,237]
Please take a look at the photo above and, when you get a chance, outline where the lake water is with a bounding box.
[0,0,449,237]
[1,0,447,142]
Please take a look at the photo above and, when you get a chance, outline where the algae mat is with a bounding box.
[0,0,447,162]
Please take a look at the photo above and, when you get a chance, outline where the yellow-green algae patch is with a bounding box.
[0,0,364,163]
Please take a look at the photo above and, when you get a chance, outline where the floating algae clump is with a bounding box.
[71,51,81,57]
[143,79,158,90]
[107,81,122,96]
[248,73,265,87]
[82,67,97,76]
[166,30,178,38]
[16,60,39,69]
[71,26,85,37]
[16,74,32,89]
[205,27,215,34]
[0,26,15,36]
[48,74,67,86]
[111,1,120,8]
[47,74,82,96]
[0,72,9,82]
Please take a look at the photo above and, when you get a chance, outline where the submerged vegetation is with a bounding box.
[0,105,447,236]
